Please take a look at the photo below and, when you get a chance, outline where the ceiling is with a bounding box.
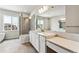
[0,5,65,17]
[0,5,41,13]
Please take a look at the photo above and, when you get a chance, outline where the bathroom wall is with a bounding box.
[19,13,30,35]
[20,16,30,34]
[66,5,79,34]
[30,15,36,30]
[50,16,65,32]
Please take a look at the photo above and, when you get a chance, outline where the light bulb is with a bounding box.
[29,16,32,19]
[60,18,66,21]
[38,9,41,13]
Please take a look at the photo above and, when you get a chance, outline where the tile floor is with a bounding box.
[0,39,37,53]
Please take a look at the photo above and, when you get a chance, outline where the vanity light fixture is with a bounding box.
[60,18,66,22]
[60,18,66,21]
[38,6,49,14]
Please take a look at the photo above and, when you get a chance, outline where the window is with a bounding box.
[12,16,19,30]
[3,16,12,30]
[3,15,19,31]
[37,19,44,25]
[36,19,44,29]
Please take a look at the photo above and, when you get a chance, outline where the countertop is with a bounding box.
[38,32,56,38]
[47,37,79,52]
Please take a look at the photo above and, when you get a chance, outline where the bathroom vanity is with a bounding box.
[29,31,58,53]
[29,31,40,52]
[29,30,79,53]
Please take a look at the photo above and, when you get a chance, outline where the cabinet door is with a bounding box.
[31,32,36,48]
[29,31,33,44]
[34,33,40,52]
[39,35,46,53]
[29,31,40,52]
[29,31,32,43]
[29,31,35,47]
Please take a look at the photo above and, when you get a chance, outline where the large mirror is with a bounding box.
[36,16,50,32]
[35,5,66,32]
[35,5,79,34]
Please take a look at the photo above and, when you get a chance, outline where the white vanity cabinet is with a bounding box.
[34,33,40,52]
[38,32,56,53]
[29,31,47,53]
[29,31,57,53]
[39,35,46,53]
[29,31,40,52]
[30,31,79,53]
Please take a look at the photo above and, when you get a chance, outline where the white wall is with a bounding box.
[30,15,36,30]
[50,16,65,32]
[50,16,59,31]
[66,6,79,34]
[43,17,50,30]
